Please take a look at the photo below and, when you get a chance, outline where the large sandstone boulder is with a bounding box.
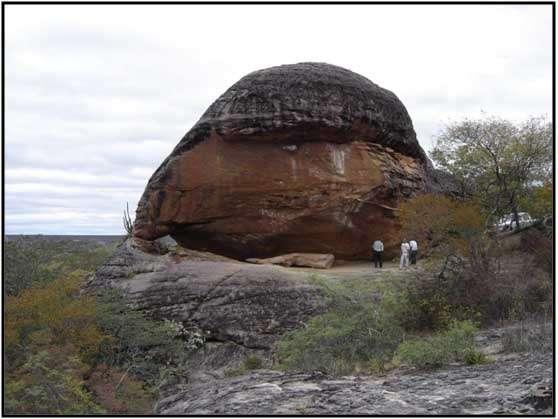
[86,238,326,350]
[134,62,456,259]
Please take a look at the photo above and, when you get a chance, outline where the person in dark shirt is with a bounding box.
[372,240,384,268]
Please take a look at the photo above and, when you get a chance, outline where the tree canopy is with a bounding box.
[430,115,552,228]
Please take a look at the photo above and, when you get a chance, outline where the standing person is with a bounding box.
[409,239,418,265]
[372,239,384,268]
[400,240,410,269]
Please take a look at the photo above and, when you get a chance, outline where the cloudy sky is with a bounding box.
[5,4,552,235]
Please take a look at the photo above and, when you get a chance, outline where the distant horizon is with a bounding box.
[4,228,129,235]
[5,233,126,236]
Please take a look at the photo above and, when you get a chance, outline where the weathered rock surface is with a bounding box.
[155,350,553,415]
[246,253,335,269]
[86,238,326,349]
[133,62,457,260]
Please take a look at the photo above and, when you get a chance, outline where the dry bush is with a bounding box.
[86,363,154,414]
[501,319,553,353]
[520,224,553,274]
[402,249,553,331]
[462,253,550,322]
[397,194,485,257]
[397,196,552,329]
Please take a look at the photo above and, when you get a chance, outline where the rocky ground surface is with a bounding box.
[87,238,327,350]
[156,341,552,415]
[283,259,416,282]
[151,256,553,415]
[89,239,553,416]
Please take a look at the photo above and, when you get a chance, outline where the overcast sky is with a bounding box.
[4,4,553,235]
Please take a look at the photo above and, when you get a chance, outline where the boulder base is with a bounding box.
[247,253,335,269]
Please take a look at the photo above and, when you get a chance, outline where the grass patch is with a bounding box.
[224,355,264,377]
[396,320,486,369]
[243,355,263,370]
[277,275,404,376]
[278,262,548,376]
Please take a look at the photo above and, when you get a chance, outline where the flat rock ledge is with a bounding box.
[156,351,552,415]
[86,238,327,350]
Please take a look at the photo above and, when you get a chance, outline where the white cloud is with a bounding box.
[4,4,552,234]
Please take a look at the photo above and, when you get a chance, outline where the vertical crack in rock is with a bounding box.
[186,270,241,320]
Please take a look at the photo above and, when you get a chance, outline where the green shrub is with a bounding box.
[5,349,104,415]
[395,274,454,331]
[224,355,264,377]
[243,355,263,370]
[94,289,200,389]
[464,350,487,365]
[396,320,486,369]
[277,279,404,376]
[4,238,115,296]
[4,274,203,414]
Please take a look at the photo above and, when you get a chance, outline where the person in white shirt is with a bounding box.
[400,240,410,269]
[372,240,384,268]
[409,239,418,265]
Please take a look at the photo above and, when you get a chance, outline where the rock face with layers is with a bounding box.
[134,62,456,259]
[87,238,326,350]
[156,351,553,415]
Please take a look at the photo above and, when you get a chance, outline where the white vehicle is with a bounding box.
[496,212,534,231]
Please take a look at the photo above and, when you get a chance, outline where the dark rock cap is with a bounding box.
[172,62,426,161]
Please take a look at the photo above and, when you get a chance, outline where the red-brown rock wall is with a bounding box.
[135,132,427,259]
[133,63,458,260]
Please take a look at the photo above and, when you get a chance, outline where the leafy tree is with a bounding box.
[518,181,553,220]
[397,193,485,257]
[430,115,552,229]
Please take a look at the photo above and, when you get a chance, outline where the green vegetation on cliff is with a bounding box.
[277,193,552,376]
[4,237,117,296]
[3,238,202,415]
